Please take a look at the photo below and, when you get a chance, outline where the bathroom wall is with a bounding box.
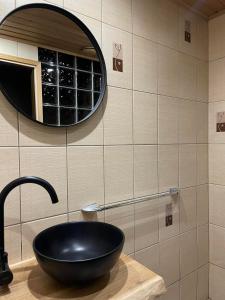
[209,13,225,300]
[0,0,208,299]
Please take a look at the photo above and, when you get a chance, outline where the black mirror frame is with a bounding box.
[0,3,107,127]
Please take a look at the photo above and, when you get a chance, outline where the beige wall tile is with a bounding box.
[179,144,197,188]
[16,0,62,6]
[102,24,132,89]
[158,45,179,97]
[16,0,47,6]
[0,93,18,146]
[180,229,198,277]
[209,14,225,61]
[208,184,213,220]
[210,224,225,269]
[133,35,157,93]
[180,187,197,233]
[64,0,101,20]
[19,114,66,146]
[69,210,104,222]
[209,184,225,227]
[196,60,208,102]
[133,91,157,144]
[197,17,208,61]
[17,43,38,60]
[178,53,197,100]
[134,145,158,198]
[211,144,225,185]
[180,271,197,300]
[197,144,208,185]
[159,196,180,242]
[20,147,67,222]
[132,0,158,42]
[159,236,180,286]
[197,264,209,300]
[159,282,180,300]
[104,145,133,203]
[46,0,63,5]
[210,59,225,102]
[135,244,160,274]
[209,62,213,102]
[208,144,214,184]
[22,214,67,260]
[102,0,132,32]
[103,87,132,145]
[105,205,134,255]
[67,106,103,146]
[198,224,209,268]
[68,146,104,211]
[178,100,197,143]
[197,184,209,226]
[209,61,217,102]
[158,145,179,193]
[135,201,159,251]
[0,148,20,226]
[209,264,225,300]
[208,102,214,143]
[5,225,21,265]
[158,96,179,144]
[196,102,208,144]
[157,0,179,49]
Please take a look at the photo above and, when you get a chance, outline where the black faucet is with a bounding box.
[0,176,59,286]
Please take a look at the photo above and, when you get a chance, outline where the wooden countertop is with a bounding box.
[0,255,166,300]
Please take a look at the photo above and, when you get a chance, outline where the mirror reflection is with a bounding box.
[0,4,106,127]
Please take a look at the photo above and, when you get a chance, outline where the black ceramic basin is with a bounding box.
[33,221,124,284]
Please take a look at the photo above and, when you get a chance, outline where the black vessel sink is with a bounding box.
[33,221,124,284]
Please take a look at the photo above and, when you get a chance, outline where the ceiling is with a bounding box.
[180,0,225,18]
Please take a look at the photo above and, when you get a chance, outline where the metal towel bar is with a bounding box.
[81,187,179,213]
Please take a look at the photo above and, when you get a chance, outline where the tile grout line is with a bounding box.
[100,3,106,222]
[0,142,210,148]
[15,38,23,262]
[131,0,135,255]
[156,12,160,246]
[17,112,23,261]
[177,93,182,283]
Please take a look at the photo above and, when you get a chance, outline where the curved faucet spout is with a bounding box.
[0,176,58,209]
[0,176,59,286]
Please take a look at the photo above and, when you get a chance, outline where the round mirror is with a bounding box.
[0,4,107,127]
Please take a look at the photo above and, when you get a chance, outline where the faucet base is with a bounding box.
[0,252,13,286]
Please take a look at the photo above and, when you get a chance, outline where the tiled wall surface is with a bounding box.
[209,12,225,300]
[0,1,208,299]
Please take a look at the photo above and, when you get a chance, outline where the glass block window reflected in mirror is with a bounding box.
[38,47,102,126]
